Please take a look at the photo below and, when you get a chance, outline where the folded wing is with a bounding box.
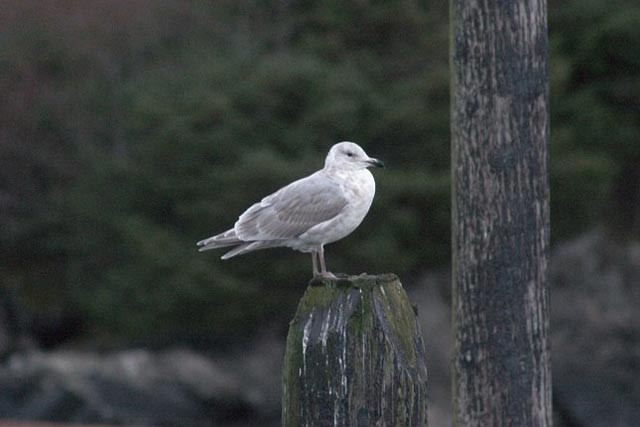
[235,172,349,241]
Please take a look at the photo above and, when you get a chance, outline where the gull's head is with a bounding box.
[324,141,384,171]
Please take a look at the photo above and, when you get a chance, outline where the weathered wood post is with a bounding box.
[282,274,428,426]
[450,0,552,425]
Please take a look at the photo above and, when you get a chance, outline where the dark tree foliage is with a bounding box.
[0,0,637,347]
[550,0,640,240]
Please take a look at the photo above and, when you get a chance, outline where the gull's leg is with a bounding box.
[319,246,337,279]
[311,252,319,277]
[319,246,326,274]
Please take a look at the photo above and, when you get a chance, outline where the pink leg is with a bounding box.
[318,246,336,279]
[319,246,327,274]
[311,252,319,277]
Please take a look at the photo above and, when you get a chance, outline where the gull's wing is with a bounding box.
[234,171,348,241]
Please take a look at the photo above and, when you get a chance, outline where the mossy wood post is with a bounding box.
[282,274,428,427]
[450,0,552,425]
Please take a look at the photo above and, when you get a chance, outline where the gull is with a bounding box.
[196,141,384,278]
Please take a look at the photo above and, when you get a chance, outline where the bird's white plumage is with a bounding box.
[197,141,383,277]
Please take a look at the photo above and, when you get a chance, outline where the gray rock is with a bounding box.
[550,230,640,427]
[407,272,453,427]
[0,348,272,426]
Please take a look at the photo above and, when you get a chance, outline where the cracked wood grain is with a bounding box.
[451,0,552,425]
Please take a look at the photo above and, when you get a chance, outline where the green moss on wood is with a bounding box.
[282,274,428,427]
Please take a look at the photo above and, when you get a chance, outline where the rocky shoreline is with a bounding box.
[0,230,638,427]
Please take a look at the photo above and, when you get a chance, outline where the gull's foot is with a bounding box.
[309,272,352,287]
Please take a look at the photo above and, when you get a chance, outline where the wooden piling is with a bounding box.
[282,274,428,427]
[450,0,552,424]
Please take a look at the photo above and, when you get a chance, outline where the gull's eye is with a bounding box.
[346,151,354,158]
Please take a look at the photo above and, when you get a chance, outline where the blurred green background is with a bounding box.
[0,0,638,350]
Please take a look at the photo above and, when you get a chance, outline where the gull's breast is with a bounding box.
[299,169,376,246]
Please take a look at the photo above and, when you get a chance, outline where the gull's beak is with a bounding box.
[366,158,385,168]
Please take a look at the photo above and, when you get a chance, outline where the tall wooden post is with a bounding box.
[282,274,428,427]
[450,0,552,426]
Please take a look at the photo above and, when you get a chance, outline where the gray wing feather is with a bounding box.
[234,172,348,241]
[220,240,281,259]
[197,228,241,251]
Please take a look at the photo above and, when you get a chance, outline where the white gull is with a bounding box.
[196,141,384,278]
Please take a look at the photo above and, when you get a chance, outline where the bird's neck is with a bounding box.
[323,167,369,182]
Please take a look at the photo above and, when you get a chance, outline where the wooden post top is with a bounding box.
[308,273,399,288]
[283,272,428,426]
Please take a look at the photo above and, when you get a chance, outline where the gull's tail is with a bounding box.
[219,241,278,259]
[197,229,281,259]
[197,228,241,252]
